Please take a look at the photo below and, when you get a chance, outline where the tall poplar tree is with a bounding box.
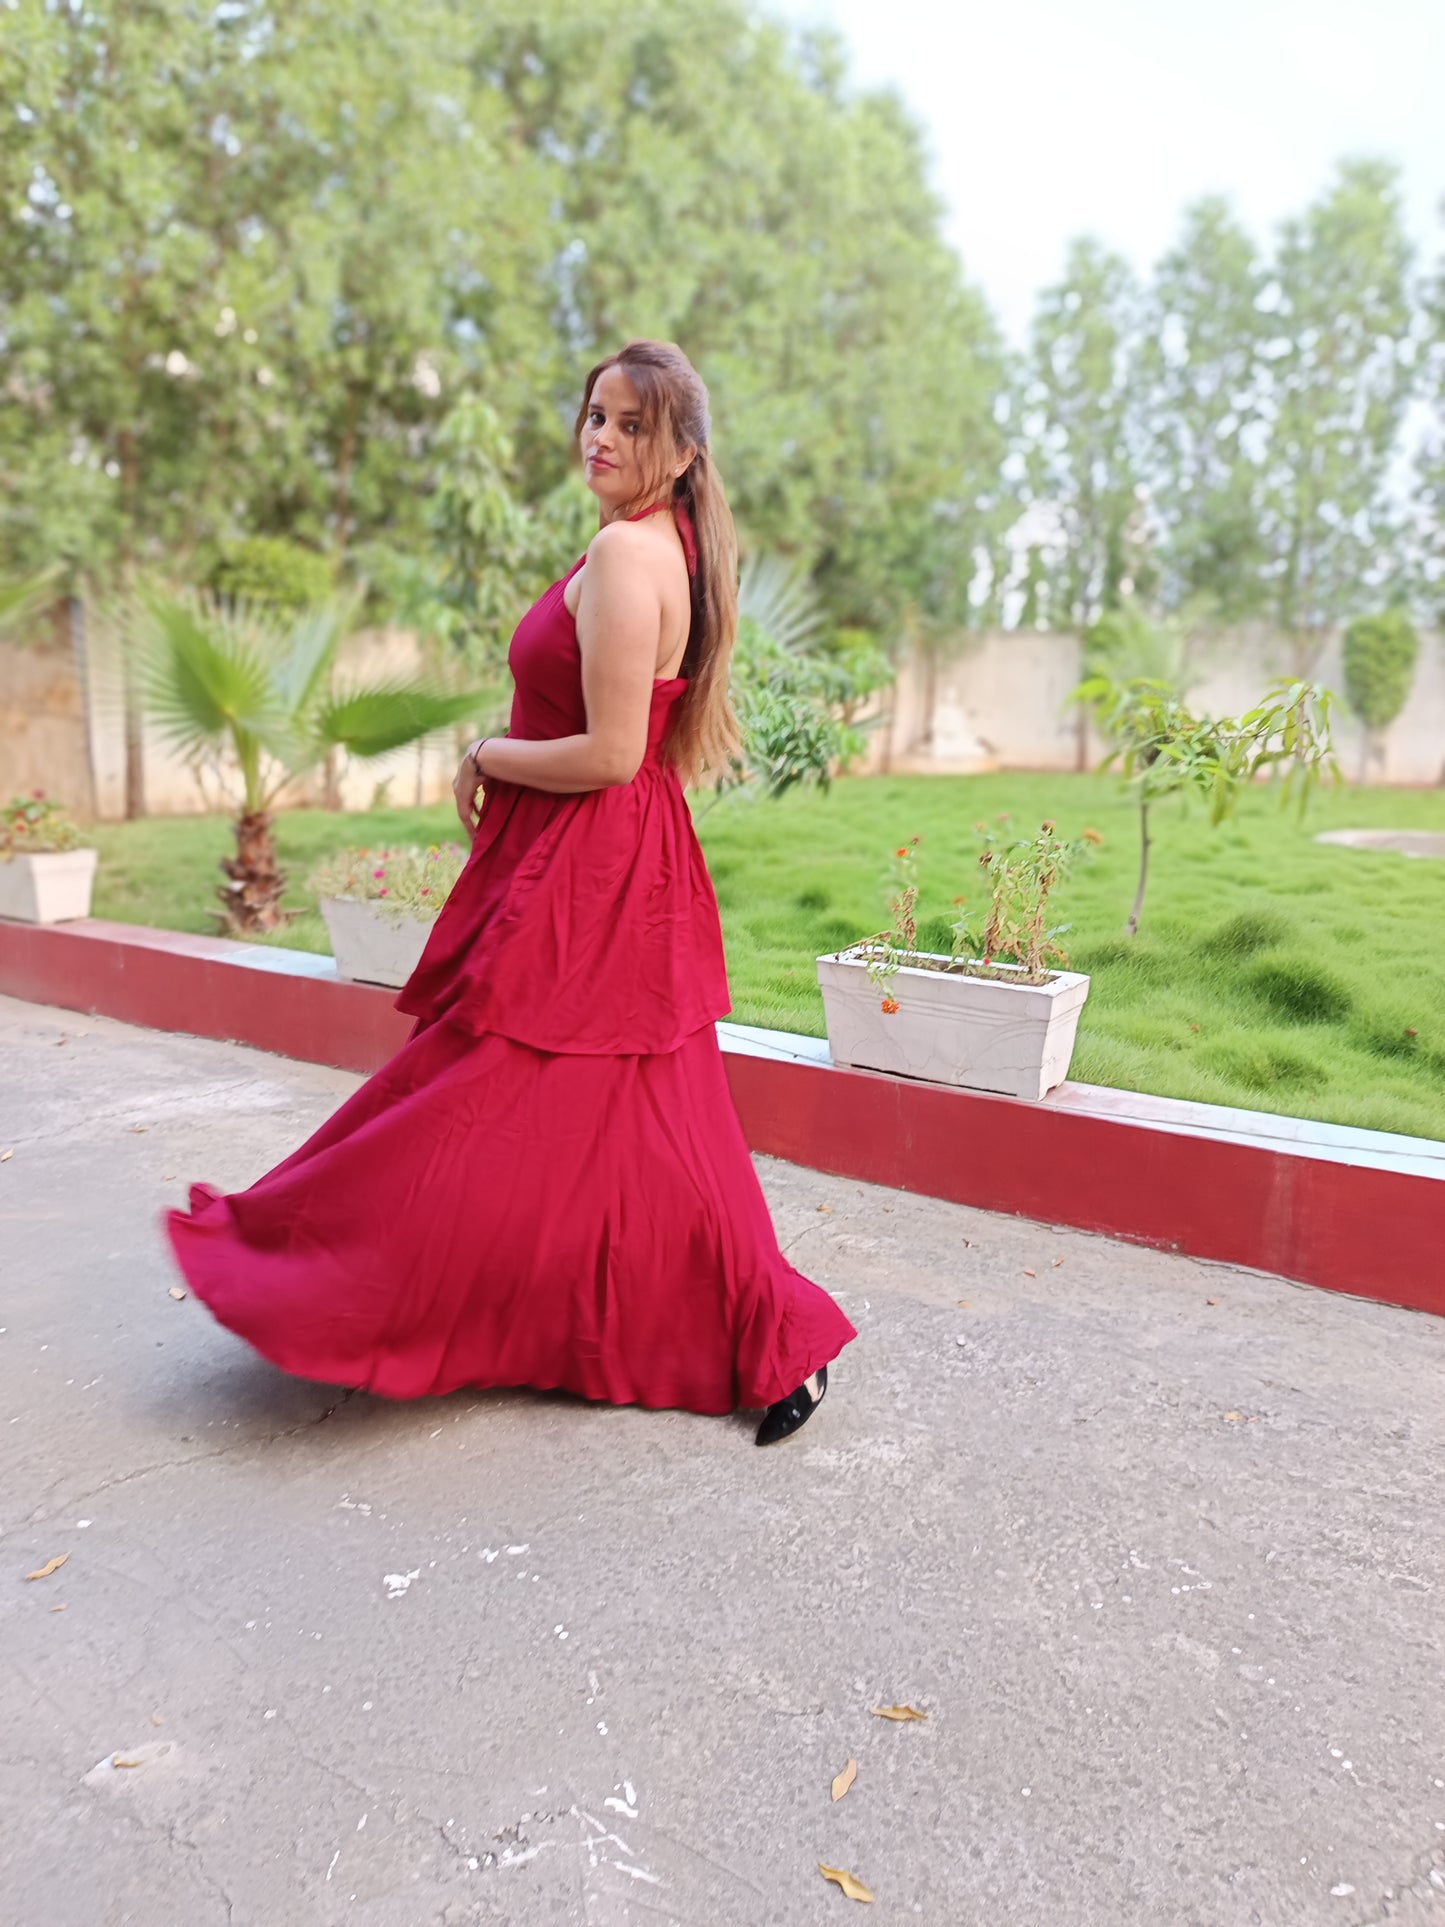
[1256,159,1416,666]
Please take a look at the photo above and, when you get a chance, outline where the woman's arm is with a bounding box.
[462,525,662,808]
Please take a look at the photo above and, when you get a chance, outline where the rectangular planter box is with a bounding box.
[319,896,433,989]
[0,848,98,924]
[817,943,1090,1101]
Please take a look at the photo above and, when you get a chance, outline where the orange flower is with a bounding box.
[895,846,909,858]
[1083,826,1104,845]
[881,996,900,1015]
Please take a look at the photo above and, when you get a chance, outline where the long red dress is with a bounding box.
[165,519,856,1414]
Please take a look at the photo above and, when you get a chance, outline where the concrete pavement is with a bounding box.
[1,991,1443,1927]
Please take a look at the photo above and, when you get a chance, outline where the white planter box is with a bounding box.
[319,896,434,988]
[817,944,1090,1101]
[0,848,98,924]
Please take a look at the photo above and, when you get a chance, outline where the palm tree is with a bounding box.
[141,589,481,933]
[0,566,62,638]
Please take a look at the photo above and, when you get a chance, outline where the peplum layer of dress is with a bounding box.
[165,546,856,1414]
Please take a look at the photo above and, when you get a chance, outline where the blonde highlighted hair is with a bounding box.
[576,339,740,786]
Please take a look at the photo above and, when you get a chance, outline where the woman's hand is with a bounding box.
[453,746,483,835]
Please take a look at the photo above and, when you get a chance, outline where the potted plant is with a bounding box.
[0,793,99,924]
[816,823,1096,1101]
[309,843,467,987]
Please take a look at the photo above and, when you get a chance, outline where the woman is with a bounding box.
[167,339,854,1446]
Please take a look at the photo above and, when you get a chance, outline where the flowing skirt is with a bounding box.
[166,1018,855,1414]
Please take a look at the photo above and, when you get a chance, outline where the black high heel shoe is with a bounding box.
[755,1365,828,1447]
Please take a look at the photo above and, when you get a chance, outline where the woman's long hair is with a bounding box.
[575,339,740,786]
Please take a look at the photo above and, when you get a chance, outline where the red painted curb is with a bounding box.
[4,916,1442,1319]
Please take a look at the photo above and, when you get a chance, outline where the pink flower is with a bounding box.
[420,887,430,896]
[372,867,386,879]
[378,887,389,897]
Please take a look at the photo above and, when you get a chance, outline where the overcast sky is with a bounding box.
[772,0,1445,342]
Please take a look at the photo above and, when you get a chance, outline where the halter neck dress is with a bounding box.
[165,504,856,1414]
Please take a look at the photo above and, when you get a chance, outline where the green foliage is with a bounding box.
[1082,600,1185,688]
[140,589,481,816]
[720,560,892,801]
[859,819,1090,997]
[0,0,1013,641]
[729,616,867,799]
[0,567,63,641]
[308,843,467,922]
[208,539,335,615]
[964,817,1091,980]
[1341,609,1420,731]
[2,792,83,855]
[1137,197,1268,621]
[1026,239,1141,627]
[1074,672,1337,932]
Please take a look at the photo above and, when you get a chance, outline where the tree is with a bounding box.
[1138,197,1268,621]
[1257,160,1416,669]
[1341,608,1420,780]
[1075,674,1336,936]
[1025,238,1141,631]
[140,591,481,931]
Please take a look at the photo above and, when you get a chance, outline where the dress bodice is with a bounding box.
[396,525,730,1056]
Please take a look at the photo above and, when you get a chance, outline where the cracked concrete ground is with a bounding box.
[1,990,1443,1927]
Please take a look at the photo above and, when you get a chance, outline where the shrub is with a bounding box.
[308,844,467,922]
[1342,609,1419,731]
[2,792,83,856]
[1245,957,1353,1023]
[208,537,335,613]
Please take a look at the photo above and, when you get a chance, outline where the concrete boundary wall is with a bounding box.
[870,624,1445,785]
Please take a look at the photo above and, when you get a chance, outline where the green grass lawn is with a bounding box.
[89,773,1445,1142]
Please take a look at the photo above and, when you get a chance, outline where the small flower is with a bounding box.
[378,887,389,897]
[420,887,430,896]
[895,846,909,858]
[32,789,45,800]
[372,867,386,879]
[880,996,900,1015]
[1041,819,1055,833]
[951,896,967,907]
[1406,1027,1418,1037]
[1083,827,1104,845]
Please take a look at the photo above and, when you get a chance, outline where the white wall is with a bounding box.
[867,625,1445,786]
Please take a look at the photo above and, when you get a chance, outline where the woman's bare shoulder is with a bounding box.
[584,515,683,578]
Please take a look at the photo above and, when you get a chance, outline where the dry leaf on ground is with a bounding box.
[168,1286,187,1301]
[816,1204,833,1214]
[869,1704,927,1722]
[25,1555,68,1581]
[1052,1258,1064,1268]
[111,1755,144,1769]
[819,1864,874,1903]
[0,1149,12,1162]
[1207,1298,1220,1306]
[49,1603,67,1613]
[128,1126,148,1134]
[1223,1411,1242,1422]
[830,1758,857,1802]
[1023,1268,1037,1278]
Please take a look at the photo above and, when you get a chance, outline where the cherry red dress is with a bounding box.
[165,512,856,1414]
